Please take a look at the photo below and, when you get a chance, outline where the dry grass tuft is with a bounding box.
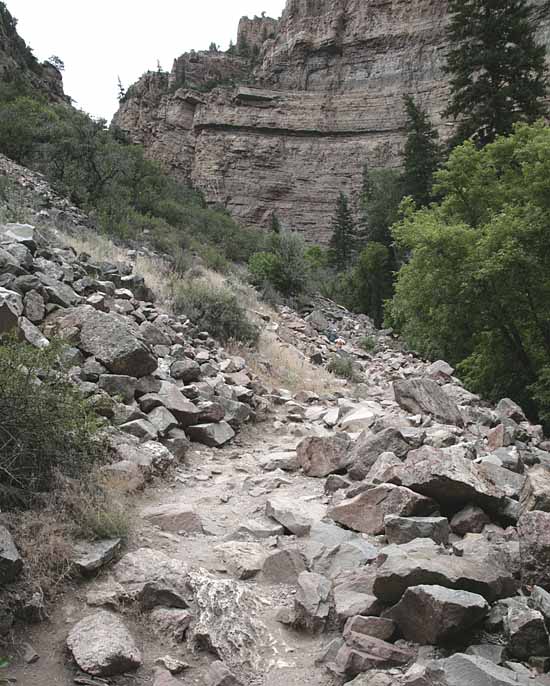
[2,470,132,603]
[229,331,341,395]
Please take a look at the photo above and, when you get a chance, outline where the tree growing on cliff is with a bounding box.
[445,0,547,146]
[329,192,356,271]
[402,96,442,207]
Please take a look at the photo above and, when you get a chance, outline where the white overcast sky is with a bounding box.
[8,1,287,121]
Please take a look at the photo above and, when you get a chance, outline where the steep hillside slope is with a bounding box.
[0,2,67,101]
[114,0,550,242]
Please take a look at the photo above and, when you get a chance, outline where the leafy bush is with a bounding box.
[359,335,378,353]
[249,231,310,297]
[0,338,105,507]
[0,94,261,272]
[327,354,359,381]
[388,122,550,424]
[173,281,259,344]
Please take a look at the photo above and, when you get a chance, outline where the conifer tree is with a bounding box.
[402,96,442,207]
[445,0,547,147]
[329,192,355,271]
[270,213,281,234]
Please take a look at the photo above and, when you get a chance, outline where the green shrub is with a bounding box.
[0,94,260,273]
[359,335,377,353]
[389,122,550,425]
[0,337,105,507]
[327,354,359,381]
[249,231,310,297]
[173,281,259,345]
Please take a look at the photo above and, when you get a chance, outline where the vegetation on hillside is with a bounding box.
[0,92,265,272]
[388,122,550,423]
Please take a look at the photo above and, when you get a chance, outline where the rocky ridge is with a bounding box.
[2,160,550,685]
[114,0,550,242]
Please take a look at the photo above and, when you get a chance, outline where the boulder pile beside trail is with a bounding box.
[2,218,550,686]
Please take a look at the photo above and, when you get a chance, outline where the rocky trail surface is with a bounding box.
[2,161,550,685]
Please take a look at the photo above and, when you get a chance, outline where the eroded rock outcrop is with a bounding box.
[114,0,550,242]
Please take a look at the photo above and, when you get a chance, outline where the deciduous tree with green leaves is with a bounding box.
[388,122,550,424]
[445,0,547,146]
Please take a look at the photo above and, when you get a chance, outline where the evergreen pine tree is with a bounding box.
[445,0,547,147]
[402,96,442,207]
[270,213,281,234]
[117,76,126,102]
[329,192,355,271]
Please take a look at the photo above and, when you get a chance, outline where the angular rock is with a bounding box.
[518,511,550,588]
[262,548,307,584]
[505,605,550,659]
[393,377,464,426]
[294,571,331,633]
[98,374,138,404]
[207,661,243,686]
[296,433,352,477]
[343,616,395,642]
[0,287,23,333]
[424,653,545,686]
[139,320,172,347]
[66,611,142,677]
[231,517,285,540]
[328,484,437,536]
[0,526,23,584]
[148,406,179,436]
[530,586,550,625]
[18,316,49,348]
[216,542,265,580]
[187,421,235,447]
[384,515,450,546]
[265,495,324,536]
[450,505,490,536]
[23,289,45,323]
[496,398,527,423]
[334,633,414,678]
[113,548,190,601]
[373,539,516,604]
[519,465,550,515]
[55,306,157,377]
[387,584,489,644]
[142,503,204,534]
[151,607,192,641]
[120,418,158,441]
[171,358,201,382]
[73,539,122,575]
[140,381,202,426]
[348,428,410,481]
[396,446,506,512]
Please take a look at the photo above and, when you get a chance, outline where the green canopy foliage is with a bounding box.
[388,122,550,423]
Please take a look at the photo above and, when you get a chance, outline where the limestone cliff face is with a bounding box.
[114,0,550,243]
[0,3,67,102]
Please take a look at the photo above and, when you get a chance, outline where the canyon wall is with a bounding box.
[114,0,550,243]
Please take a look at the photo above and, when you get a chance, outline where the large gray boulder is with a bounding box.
[393,377,464,426]
[386,584,488,644]
[296,434,352,477]
[328,484,437,535]
[294,571,332,633]
[348,429,410,481]
[0,526,23,585]
[505,604,550,659]
[66,611,142,676]
[384,515,450,546]
[187,421,235,448]
[140,380,202,426]
[394,446,506,512]
[0,287,23,334]
[519,464,550,514]
[373,539,516,604]
[518,511,550,588]
[51,306,156,377]
[423,653,546,685]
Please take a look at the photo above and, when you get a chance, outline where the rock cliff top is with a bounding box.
[114,0,550,242]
